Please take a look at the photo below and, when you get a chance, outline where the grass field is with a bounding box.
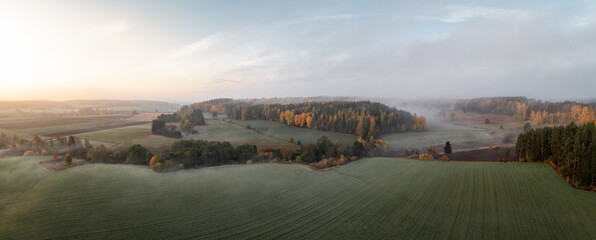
[76,124,178,152]
[229,119,358,144]
[381,120,496,152]
[1,156,594,239]
[187,120,297,150]
[0,115,146,138]
[78,120,296,152]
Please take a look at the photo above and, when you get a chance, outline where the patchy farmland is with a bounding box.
[0,115,147,137]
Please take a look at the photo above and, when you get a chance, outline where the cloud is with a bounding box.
[415,6,529,23]
[282,13,369,25]
[81,20,129,42]
[576,15,595,27]
[307,14,369,22]
[165,32,227,60]
[212,78,240,84]
[151,6,596,101]
[153,22,358,85]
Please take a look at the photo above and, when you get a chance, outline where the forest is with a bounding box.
[190,99,426,139]
[516,122,596,189]
[152,108,206,138]
[451,97,596,124]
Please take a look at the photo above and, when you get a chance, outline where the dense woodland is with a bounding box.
[452,97,596,125]
[516,122,596,189]
[156,107,206,125]
[191,99,426,139]
[152,108,205,138]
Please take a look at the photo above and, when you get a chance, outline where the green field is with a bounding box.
[381,121,496,152]
[78,120,296,152]
[229,119,358,144]
[0,115,145,138]
[76,124,178,152]
[187,120,297,150]
[1,156,594,239]
[14,119,144,137]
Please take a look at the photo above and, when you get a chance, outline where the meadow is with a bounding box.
[77,120,296,152]
[381,120,496,152]
[0,115,146,138]
[1,156,594,239]
[228,119,358,144]
[186,120,297,150]
[76,124,178,152]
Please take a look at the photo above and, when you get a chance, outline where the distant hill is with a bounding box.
[0,100,180,114]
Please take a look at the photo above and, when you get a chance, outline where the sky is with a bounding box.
[1,0,595,103]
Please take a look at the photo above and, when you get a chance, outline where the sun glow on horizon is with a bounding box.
[0,1,180,101]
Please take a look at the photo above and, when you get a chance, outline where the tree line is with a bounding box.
[453,97,595,125]
[190,99,426,139]
[515,122,596,190]
[149,140,257,172]
[149,136,389,172]
[2,131,388,173]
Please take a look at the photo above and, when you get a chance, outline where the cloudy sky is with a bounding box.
[1,0,595,102]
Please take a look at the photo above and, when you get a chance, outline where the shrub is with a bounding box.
[444,142,452,154]
[246,160,253,165]
[113,150,127,163]
[237,144,257,163]
[439,155,449,161]
[547,160,557,169]
[419,154,434,160]
[52,153,58,161]
[180,120,194,133]
[87,144,109,162]
[23,150,37,156]
[40,149,49,156]
[558,166,571,178]
[65,153,72,164]
[127,144,151,165]
[427,147,438,155]
[149,154,175,172]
